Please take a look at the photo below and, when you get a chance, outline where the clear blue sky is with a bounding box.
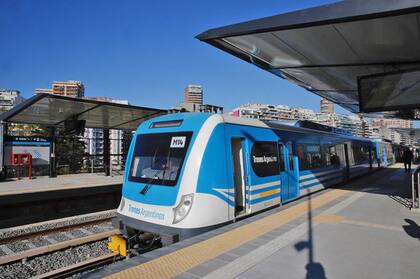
[0,0,378,115]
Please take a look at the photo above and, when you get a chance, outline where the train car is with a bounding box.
[373,139,394,167]
[112,113,382,252]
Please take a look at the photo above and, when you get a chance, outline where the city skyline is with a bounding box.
[232,102,414,145]
[1,0,419,128]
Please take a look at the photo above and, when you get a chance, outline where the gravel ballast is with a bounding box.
[0,240,110,279]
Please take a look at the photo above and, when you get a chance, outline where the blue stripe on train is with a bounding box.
[211,191,235,206]
[222,185,281,197]
[300,175,343,190]
[299,170,342,182]
[250,192,281,205]
[212,188,280,206]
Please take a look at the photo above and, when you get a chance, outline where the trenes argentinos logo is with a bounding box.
[128,204,165,220]
[252,155,278,164]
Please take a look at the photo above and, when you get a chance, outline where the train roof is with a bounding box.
[222,115,371,142]
[143,113,372,142]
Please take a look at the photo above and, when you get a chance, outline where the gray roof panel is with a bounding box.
[197,0,420,118]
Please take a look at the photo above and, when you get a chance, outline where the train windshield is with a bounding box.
[128,132,193,186]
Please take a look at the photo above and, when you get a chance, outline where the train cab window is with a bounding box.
[129,132,192,186]
[251,141,280,177]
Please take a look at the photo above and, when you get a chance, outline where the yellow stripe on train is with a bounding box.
[259,189,280,198]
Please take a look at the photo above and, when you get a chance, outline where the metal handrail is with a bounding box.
[411,166,420,210]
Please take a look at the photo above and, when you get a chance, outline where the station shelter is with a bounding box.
[0,93,167,178]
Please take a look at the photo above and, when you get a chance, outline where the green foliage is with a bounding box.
[56,130,86,174]
[121,130,134,168]
[8,123,49,137]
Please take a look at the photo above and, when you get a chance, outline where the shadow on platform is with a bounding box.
[294,193,327,279]
[403,219,420,241]
[331,166,413,209]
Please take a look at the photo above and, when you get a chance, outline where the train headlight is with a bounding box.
[172,194,194,224]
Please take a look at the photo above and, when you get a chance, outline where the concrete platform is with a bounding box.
[87,164,420,279]
[0,173,122,196]
[0,174,122,228]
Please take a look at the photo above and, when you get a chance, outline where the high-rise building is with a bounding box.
[184,85,203,105]
[176,84,222,113]
[320,98,334,114]
[0,89,25,113]
[35,80,84,97]
[52,81,84,97]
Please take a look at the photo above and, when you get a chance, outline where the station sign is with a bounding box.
[4,136,51,166]
[4,136,50,143]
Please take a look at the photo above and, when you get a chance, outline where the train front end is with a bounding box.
[113,113,224,252]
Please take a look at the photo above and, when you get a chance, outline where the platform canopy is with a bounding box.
[0,94,167,130]
[197,0,420,118]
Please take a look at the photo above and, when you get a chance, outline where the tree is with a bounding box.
[7,123,49,137]
[56,130,86,174]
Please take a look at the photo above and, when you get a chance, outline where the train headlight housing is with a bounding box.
[172,194,194,224]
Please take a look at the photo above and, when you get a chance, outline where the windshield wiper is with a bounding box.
[140,169,163,195]
[140,184,151,195]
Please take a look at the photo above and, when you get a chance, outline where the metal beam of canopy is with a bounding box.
[197,0,420,118]
[0,94,167,130]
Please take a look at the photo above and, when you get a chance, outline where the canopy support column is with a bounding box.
[49,127,57,178]
[103,129,110,176]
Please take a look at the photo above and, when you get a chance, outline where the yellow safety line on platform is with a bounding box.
[106,189,348,279]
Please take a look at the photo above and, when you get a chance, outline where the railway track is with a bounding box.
[31,252,119,279]
[0,220,118,265]
[0,213,123,279]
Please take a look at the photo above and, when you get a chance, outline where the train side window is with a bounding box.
[289,154,294,171]
[287,143,294,171]
[327,145,341,167]
[297,144,322,170]
[352,143,370,165]
[251,141,280,177]
[278,144,285,172]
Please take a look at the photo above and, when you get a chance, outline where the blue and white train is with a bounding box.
[115,113,395,248]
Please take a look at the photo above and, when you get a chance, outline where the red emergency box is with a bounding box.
[12,153,33,179]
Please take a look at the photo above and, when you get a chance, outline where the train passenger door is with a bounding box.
[231,138,248,217]
[279,142,298,202]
